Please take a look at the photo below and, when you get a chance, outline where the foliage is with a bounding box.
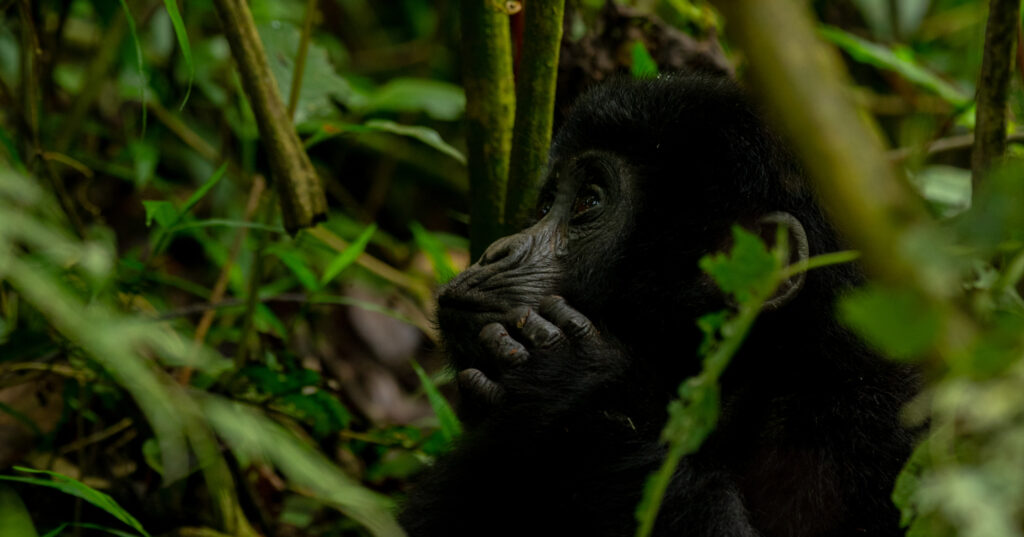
[1,0,1023,535]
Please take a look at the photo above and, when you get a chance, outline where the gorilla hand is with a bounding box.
[458,296,628,422]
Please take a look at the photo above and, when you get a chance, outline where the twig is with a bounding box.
[460,0,516,259]
[211,0,327,233]
[57,418,133,456]
[888,131,1024,162]
[178,177,266,385]
[147,99,220,163]
[287,0,317,118]
[505,0,566,233]
[970,0,1021,184]
[234,195,274,368]
[18,0,85,237]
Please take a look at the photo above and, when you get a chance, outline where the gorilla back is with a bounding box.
[399,74,919,537]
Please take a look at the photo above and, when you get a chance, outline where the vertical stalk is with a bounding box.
[970,0,1021,184]
[288,0,317,118]
[505,0,566,233]
[211,0,327,233]
[461,0,516,260]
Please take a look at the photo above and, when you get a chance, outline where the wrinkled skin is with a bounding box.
[399,74,919,537]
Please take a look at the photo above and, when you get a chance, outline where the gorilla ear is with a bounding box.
[757,212,809,310]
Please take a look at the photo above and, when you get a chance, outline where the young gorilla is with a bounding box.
[399,74,919,536]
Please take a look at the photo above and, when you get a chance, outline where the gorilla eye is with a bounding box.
[572,185,602,217]
[536,196,554,219]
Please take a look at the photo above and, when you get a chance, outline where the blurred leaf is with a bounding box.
[839,285,942,360]
[199,397,403,537]
[141,201,177,229]
[320,223,377,287]
[819,25,971,107]
[698,226,778,303]
[0,486,38,537]
[957,160,1024,252]
[630,41,659,79]
[411,361,462,444]
[141,438,163,476]
[128,142,158,187]
[361,78,466,121]
[909,165,972,218]
[364,120,466,164]
[0,468,150,537]
[409,221,457,284]
[161,0,193,108]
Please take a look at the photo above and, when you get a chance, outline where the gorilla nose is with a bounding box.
[478,233,530,267]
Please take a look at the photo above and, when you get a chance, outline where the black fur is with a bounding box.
[399,74,919,537]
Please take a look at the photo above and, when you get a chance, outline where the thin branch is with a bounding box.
[505,0,566,233]
[888,131,1024,162]
[211,0,327,233]
[178,176,266,385]
[461,0,516,259]
[287,0,317,118]
[970,0,1021,183]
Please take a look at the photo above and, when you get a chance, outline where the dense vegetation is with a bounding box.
[0,1,1023,536]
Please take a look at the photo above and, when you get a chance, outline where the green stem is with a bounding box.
[211,0,327,233]
[460,0,516,260]
[970,0,1021,184]
[287,0,317,118]
[505,0,566,233]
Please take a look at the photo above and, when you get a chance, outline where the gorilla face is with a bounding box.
[437,150,638,378]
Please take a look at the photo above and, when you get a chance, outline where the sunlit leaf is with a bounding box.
[410,221,457,284]
[411,361,462,443]
[630,41,659,79]
[0,486,38,537]
[320,223,377,287]
[0,468,150,537]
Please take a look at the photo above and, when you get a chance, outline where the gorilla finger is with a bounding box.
[539,296,596,340]
[511,306,565,350]
[458,368,505,406]
[479,323,529,368]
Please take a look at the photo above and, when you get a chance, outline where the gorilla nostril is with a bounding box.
[478,234,530,267]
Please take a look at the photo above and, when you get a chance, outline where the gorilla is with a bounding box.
[399,73,919,536]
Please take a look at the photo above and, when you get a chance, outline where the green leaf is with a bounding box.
[818,25,971,107]
[361,78,466,121]
[630,41,659,79]
[409,221,457,284]
[161,0,193,108]
[0,468,150,537]
[320,223,377,287]
[258,23,353,123]
[267,245,320,292]
[141,201,178,228]
[363,120,466,164]
[698,226,778,303]
[411,361,462,444]
[179,163,228,216]
[839,285,942,360]
[0,485,38,537]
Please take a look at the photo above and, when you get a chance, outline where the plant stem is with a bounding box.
[505,0,566,233]
[460,0,516,259]
[211,0,327,233]
[288,0,317,118]
[970,0,1021,184]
